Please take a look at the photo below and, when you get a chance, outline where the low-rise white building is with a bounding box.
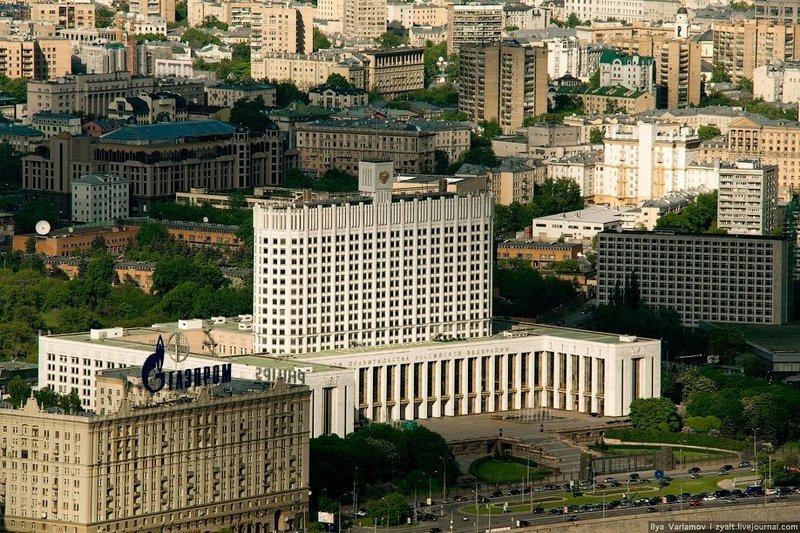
[71,173,129,224]
[29,111,81,136]
[753,61,800,104]
[529,205,634,243]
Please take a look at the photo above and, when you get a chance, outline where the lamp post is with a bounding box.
[753,428,759,463]
[428,471,438,505]
[381,497,389,533]
[414,476,423,523]
[441,456,447,502]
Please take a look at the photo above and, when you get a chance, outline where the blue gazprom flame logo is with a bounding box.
[141,335,232,394]
[142,335,166,393]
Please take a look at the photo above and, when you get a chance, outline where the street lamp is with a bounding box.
[414,475,425,523]
[381,496,389,533]
[428,471,438,505]
[753,428,760,463]
[441,456,447,502]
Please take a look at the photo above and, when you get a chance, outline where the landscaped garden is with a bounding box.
[470,456,551,484]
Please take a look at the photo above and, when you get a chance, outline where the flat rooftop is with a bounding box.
[702,321,800,354]
[533,205,634,224]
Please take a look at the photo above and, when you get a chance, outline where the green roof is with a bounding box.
[556,85,648,99]
[599,49,655,66]
[100,120,236,145]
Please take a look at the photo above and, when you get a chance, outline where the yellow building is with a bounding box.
[129,0,175,22]
[0,38,71,80]
[713,19,800,83]
[29,0,95,29]
[0,366,311,533]
[359,47,424,98]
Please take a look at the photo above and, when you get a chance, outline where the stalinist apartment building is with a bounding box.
[0,369,311,533]
[344,0,387,40]
[253,161,494,355]
[251,1,315,62]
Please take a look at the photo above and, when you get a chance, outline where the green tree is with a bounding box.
[589,127,604,144]
[588,69,600,89]
[315,168,359,192]
[677,369,718,403]
[0,75,28,101]
[325,73,351,88]
[707,327,748,363]
[60,389,83,413]
[550,259,581,274]
[375,32,408,48]
[95,5,115,27]
[229,96,274,132]
[175,0,188,22]
[134,33,169,44]
[15,200,58,234]
[34,387,60,409]
[200,15,228,30]
[710,63,731,83]
[604,99,623,114]
[531,178,584,217]
[738,77,753,93]
[232,42,250,62]
[271,80,310,106]
[524,113,564,125]
[153,257,227,294]
[6,375,30,407]
[628,397,682,432]
[180,28,223,47]
[365,493,409,526]
[697,124,721,141]
[313,27,331,51]
[655,191,720,233]
[565,13,582,27]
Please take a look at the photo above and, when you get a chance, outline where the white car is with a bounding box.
[702,495,717,502]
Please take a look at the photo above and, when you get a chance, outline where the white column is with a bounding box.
[403,364,414,421]
[380,365,389,422]
[432,361,442,418]
[460,358,469,415]
[513,352,523,410]
[366,366,375,421]
[475,357,483,414]
[552,353,561,409]
[445,359,456,416]
[590,357,599,414]
[565,354,573,411]
[488,354,497,412]
[578,356,586,413]
[391,364,401,421]
[420,361,429,419]
[540,352,549,408]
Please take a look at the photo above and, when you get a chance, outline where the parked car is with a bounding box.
[519,520,531,526]
[688,467,701,474]
[646,507,658,513]
[627,473,640,480]
[461,516,470,521]
[690,473,702,479]
[430,528,442,533]
[721,464,734,471]
[491,490,503,498]
[689,499,703,507]
[533,507,544,515]
[738,461,752,468]
[718,469,730,476]
[508,489,521,496]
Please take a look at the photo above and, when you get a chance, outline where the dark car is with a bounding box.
[491,490,503,498]
[646,507,658,513]
[721,465,734,471]
[688,467,702,474]
[430,528,442,533]
[665,495,677,503]
[627,473,640,480]
[508,489,521,496]
[533,507,544,515]
[548,508,562,515]
[519,520,531,526]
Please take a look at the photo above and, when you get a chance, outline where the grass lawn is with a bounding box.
[595,444,736,463]
[471,458,549,484]
[459,475,747,515]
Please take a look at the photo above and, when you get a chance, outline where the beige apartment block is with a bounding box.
[30,0,95,29]
[318,0,344,22]
[714,115,800,200]
[0,38,71,80]
[344,0,387,40]
[360,47,424,98]
[251,2,315,64]
[0,369,311,533]
[459,40,548,133]
[254,51,366,91]
[295,119,437,176]
[713,19,800,84]
[188,0,256,27]
[129,0,176,22]
[447,3,504,56]
[655,38,701,109]
[717,160,778,236]
[27,72,155,116]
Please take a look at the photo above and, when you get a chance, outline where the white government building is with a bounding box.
[37,161,662,435]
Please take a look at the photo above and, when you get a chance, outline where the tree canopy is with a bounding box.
[629,397,681,432]
[375,32,408,48]
[229,96,273,132]
[696,124,721,141]
[493,259,577,318]
[180,28,223,47]
[313,28,331,51]
[494,178,584,235]
[655,191,722,234]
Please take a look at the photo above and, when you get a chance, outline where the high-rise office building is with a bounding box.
[459,40,548,133]
[717,160,778,236]
[597,230,792,326]
[252,161,494,355]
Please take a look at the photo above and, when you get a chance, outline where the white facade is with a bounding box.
[546,153,600,197]
[561,0,685,23]
[253,161,495,355]
[154,57,194,78]
[717,161,778,236]
[598,121,709,206]
[599,52,655,94]
[308,325,661,420]
[71,173,129,224]
[37,328,355,438]
[529,205,633,243]
[753,62,800,104]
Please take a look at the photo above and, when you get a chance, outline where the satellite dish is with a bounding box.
[35,220,51,236]
[202,217,209,223]
[68,227,74,233]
